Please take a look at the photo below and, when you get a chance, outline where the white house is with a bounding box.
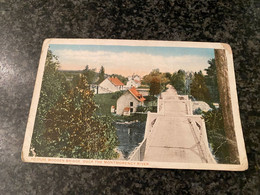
[133,75,141,81]
[125,75,141,89]
[98,77,124,94]
[116,87,146,115]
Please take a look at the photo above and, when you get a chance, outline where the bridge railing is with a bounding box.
[128,139,147,161]
[128,112,160,161]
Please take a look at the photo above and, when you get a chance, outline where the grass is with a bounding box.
[93,91,123,115]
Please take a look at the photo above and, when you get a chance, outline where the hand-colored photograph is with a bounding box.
[22,39,247,170]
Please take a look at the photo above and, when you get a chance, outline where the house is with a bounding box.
[125,75,141,89]
[97,77,124,94]
[116,87,146,115]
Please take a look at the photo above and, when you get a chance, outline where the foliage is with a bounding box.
[204,58,220,102]
[142,69,169,96]
[142,69,169,86]
[83,65,97,84]
[136,106,146,112]
[193,108,203,115]
[71,74,81,88]
[185,72,193,95]
[143,95,157,107]
[190,71,211,102]
[170,69,186,95]
[111,91,124,99]
[97,66,105,84]
[44,76,119,159]
[147,106,157,112]
[93,91,123,115]
[31,51,118,159]
[30,50,68,156]
[149,77,161,96]
[202,108,232,164]
[143,95,157,102]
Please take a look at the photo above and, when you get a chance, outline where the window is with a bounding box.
[130,102,133,106]
[130,108,133,113]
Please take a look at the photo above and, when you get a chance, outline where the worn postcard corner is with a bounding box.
[22,39,248,171]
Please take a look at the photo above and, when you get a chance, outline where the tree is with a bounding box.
[44,75,119,159]
[215,49,239,164]
[149,77,161,96]
[97,66,105,84]
[83,65,97,84]
[205,59,219,102]
[30,49,68,156]
[202,108,234,163]
[164,72,172,81]
[170,69,186,94]
[190,71,211,102]
[185,72,193,95]
[142,69,169,95]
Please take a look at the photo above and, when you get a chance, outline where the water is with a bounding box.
[115,121,146,159]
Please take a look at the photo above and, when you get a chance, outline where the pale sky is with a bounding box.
[49,44,214,76]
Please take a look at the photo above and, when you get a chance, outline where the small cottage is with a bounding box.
[125,75,141,89]
[116,87,146,115]
[98,77,124,94]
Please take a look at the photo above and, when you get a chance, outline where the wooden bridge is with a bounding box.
[128,86,216,164]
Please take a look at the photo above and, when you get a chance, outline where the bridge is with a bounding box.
[128,85,216,164]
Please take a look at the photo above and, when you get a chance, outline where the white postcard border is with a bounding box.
[22,39,248,171]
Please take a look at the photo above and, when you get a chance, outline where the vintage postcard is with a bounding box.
[22,39,248,171]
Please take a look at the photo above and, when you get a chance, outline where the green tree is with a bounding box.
[185,72,193,95]
[202,108,235,164]
[190,71,211,102]
[83,65,97,84]
[164,72,172,81]
[97,66,105,84]
[44,75,119,159]
[142,69,169,95]
[205,59,219,102]
[170,69,186,94]
[30,49,68,156]
[149,77,161,96]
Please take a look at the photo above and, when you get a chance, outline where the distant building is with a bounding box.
[192,101,212,112]
[125,75,141,89]
[97,77,124,94]
[116,87,146,115]
[136,88,149,97]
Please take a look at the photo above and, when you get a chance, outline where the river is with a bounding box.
[115,121,146,159]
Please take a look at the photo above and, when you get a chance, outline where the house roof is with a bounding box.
[129,87,146,102]
[108,77,124,86]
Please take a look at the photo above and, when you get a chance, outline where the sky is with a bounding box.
[49,44,214,77]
